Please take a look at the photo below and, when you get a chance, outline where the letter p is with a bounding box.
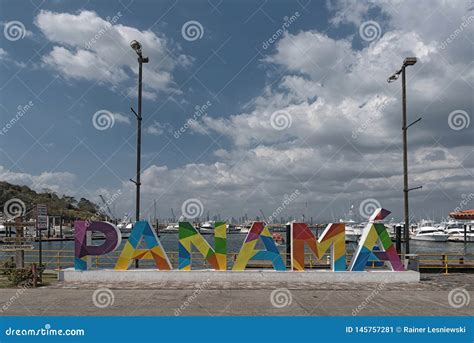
[75,221,121,270]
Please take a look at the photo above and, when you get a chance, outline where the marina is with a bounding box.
[2,208,473,276]
[2,217,473,241]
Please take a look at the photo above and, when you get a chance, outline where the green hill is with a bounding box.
[0,181,101,221]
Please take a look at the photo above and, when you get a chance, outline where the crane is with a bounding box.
[99,195,114,220]
[171,208,176,222]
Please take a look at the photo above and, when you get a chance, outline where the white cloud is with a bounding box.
[264,31,355,80]
[0,166,76,194]
[42,46,128,84]
[35,10,190,96]
[145,120,172,136]
[0,48,27,68]
[111,112,131,125]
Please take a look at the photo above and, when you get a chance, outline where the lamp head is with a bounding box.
[387,74,399,83]
[403,57,417,66]
[130,40,142,55]
[387,68,402,83]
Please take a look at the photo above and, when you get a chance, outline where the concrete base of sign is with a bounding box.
[59,269,420,283]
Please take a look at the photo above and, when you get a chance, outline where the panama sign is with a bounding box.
[74,208,404,272]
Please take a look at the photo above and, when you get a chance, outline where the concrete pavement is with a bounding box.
[0,274,472,316]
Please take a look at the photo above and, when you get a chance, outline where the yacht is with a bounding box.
[199,221,214,234]
[339,218,362,242]
[443,220,467,234]
[338,205,363,242]
[227,224,240,233]
[237,222,252,233]
[345,224,363,242]
[412,220,449,242]
[447,229,474,242]
[443,221,474,242]
[163,223,178,233]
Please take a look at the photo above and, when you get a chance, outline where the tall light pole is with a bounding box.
[387,57,421,255]
[130,40,149,223]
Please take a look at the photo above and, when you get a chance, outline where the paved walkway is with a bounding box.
[0,274,472,316]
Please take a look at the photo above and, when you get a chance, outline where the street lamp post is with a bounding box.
[130,40,148,269]
[129,40,149,223]
[387,57,420,255]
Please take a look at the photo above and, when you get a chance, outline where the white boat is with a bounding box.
[227,224,240,233]
[443,221,474,242]
[412,220,449,242]
[237,223,251,233]
[443,220,468,234]
[447,230,474,242]
[339,218,362,242]
[345,225,363,242]
[163,223,178,232]
[199,221,214,234]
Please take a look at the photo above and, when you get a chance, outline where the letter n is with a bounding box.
[179,222,226,270]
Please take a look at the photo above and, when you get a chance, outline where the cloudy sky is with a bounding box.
[0,0,472,223]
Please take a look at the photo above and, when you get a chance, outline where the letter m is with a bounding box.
[291,222,346,271]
